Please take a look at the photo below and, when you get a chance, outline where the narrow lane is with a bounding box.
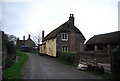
[21,52,102,79]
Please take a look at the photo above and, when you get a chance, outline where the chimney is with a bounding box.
[23,36,25,40]
[69,14,74,26]
[28,34,30,39]
[42,30,44,39]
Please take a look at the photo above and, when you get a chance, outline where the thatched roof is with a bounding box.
[42,21,85,41]
[86,31,120,45]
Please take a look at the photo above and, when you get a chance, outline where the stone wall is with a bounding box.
[74,51,111,64]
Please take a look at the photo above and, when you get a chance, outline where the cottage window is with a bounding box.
[61,33,68,41]
[62,46,69,51]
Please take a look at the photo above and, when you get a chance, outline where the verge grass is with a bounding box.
[3,52,28,81]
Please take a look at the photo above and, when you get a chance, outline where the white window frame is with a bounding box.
[62,46,69,52]
[61,33,68,41]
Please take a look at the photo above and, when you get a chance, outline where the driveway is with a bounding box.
[21,52,102,79]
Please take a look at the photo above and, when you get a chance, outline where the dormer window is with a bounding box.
[61,33,68,41]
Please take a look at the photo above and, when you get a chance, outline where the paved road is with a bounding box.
[21,52,102,79]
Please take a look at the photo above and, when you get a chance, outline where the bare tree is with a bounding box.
[32,31,42,47]
[7,34,17,42]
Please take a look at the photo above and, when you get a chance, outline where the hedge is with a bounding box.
[111,47,120,79]
[57,51,76,64]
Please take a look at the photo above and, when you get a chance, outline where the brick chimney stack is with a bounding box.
[69,14,74,27]
[42,30,44,39]
[23,36,25,40]
[28,34,30,39]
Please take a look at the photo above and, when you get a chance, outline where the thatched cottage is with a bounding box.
[86,31,120,53]
[40,14,86,57]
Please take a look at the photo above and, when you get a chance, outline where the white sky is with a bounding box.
[1,0,119,42]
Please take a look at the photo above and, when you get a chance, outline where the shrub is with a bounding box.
[111,47,120,79]
[5,59,15,69]
[57,51,76,64]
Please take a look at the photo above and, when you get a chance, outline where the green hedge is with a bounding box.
[57,51,76,64]
[111,47,120,79]
[3,52,28,81]
[5,59,15,69]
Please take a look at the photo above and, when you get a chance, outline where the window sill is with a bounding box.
[61,39,68,41]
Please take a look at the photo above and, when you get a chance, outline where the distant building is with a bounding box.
[16,34,36,52]
[40,14,86,57]
[86,31,120,53]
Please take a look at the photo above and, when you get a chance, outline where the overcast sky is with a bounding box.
[0,0,119,42]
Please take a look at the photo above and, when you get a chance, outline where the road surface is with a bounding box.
[21,52,102,79]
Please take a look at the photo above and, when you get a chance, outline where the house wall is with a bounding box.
[56,32,85,52]
[26,39,36,47]
[56,32,70,52]
[75,33,85,51]
[69,32,76,51]
[45,38,56,57]
[40,43,46,54]
[40,31,85,57]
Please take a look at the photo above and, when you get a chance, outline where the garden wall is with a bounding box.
[75,51,111,64]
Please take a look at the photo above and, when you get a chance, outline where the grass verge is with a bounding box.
[3,52,28,81]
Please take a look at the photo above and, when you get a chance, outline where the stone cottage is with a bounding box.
[40,14,86,57]
[16,34,36,52]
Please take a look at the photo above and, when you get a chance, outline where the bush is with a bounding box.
[57,51,76,64]
[111,47,120,79]
[5,59,15,69]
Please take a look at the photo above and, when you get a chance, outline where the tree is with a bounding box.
[32,31,42,46]
[2,31,17,69]
[6,34,17,45]
[7,34,17,42]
